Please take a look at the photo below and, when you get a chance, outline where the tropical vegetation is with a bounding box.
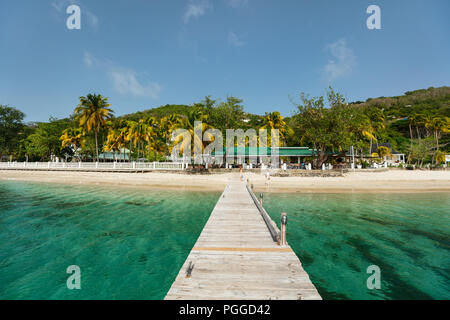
[0,86,449,168]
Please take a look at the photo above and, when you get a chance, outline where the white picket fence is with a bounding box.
[0,161,187,171]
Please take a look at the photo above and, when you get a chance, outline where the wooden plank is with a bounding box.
[164,177,321,300]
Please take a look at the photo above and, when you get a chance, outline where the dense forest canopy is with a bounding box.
[0,86,449,168]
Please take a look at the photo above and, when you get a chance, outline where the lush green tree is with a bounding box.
[204,96,245,133]
[24,118,72,161]
[0,105,25,160]
[409,138,434,167]
[293,88,357,168]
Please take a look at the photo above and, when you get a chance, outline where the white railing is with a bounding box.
[0,161,186,171]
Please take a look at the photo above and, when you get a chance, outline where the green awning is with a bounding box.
[211,147,317,156]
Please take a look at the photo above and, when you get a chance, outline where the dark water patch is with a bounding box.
[295,250,314,265]
[51,200,97,209]
[358,215,392,226]
[100,231,133,238]
[125,200,164,207]
[403,228,450,249]
[314,282,350,300]
[346,235,434,299]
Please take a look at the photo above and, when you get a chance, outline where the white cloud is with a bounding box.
[83,51,96,68]
[228,31,245,47]
[322,38,356,82]
[83,52,162,99]
[108,68,162,99]
[183,0,212,23]
[226,0,248,8]
[85,10,98,28]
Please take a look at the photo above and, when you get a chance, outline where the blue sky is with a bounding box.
[1,0,449,122]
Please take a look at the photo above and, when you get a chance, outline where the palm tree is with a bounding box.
[143,117,159,161]
[408,113,418,146]
[172,109,214,162]
[116,127,129,162]
[126,119,147,161]
[260,112,292,146]
[160,114,182,157]
[425,116,450,164]
[60,127,84,159]
[365,107,385,153]
[104,128,121,160]
[425,116,449,151]
[74,94,114,162]
[376,146,391,161]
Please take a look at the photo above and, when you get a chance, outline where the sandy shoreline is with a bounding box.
[1,169,449,193]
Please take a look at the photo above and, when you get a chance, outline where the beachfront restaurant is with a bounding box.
[97,148,131,162]
[209,147,317,167]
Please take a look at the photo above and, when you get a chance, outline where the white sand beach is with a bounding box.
[1,169,449,193]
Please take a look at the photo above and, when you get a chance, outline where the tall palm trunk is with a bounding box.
[129,141,132,162]
[435,130,439,151]
[409,123,413,146]
[137,143,140,161]
[95,130,99,162]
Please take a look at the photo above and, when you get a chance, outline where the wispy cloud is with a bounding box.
[225,0,249,8]
[108,68,162,99]
[228,31,245,47]
[83,51,162,99]
[183,0,212,24]
[51,0,99,29]
[322,38,356,82]
[83,51,96,68]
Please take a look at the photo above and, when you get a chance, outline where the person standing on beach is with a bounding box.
[265,171,270,186]
[240,167,244,181]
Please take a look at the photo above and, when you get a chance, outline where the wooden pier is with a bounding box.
[165,178,321,300]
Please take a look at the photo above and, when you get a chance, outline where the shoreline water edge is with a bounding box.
[1,170,449,193]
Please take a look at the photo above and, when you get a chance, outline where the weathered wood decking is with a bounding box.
[164,178,321,300]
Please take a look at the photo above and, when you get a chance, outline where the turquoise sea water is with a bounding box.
[0,181,219,299]
[263,193,450,300]
[1,181,449,299]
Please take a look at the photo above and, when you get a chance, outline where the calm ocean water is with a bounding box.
[0,181,218,299]
[0,181,449,299]
[263,192,450,299]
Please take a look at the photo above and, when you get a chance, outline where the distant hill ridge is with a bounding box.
[119,86,450,121]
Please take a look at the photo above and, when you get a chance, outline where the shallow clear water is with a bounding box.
[263,192,450,300]
[0,181,219,299]
[1,181,449,300]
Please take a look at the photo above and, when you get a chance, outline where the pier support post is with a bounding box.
[280,212,287,246]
